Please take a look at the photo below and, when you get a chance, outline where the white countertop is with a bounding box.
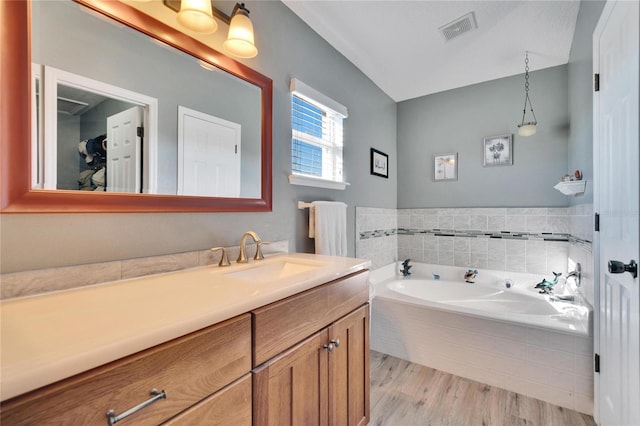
[0,253,370,401]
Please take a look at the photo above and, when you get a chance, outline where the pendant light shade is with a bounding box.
[517,51,538,137]
[177,0,217,34]
[223,6,258,58]
[518,123,537,137]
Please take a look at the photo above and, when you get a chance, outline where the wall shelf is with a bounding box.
[554,180,587,196]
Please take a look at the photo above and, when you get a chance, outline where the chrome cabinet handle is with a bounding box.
[106,388,167,425]
[330,339,340,348]
[323,343,335,353]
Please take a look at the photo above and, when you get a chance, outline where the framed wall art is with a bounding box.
[371,148,389,178]
[434,153,457,181]
[483,134,513,167]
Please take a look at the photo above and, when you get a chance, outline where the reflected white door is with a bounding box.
[178,106,241,197]
[106,106,142,193]
[594,1,639,425]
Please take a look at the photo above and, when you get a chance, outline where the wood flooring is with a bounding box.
[370,351,596,426]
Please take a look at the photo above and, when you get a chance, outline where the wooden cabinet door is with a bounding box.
[328,305,370,426]
[253,329,329,426]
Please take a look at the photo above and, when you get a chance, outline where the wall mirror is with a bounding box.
[1,0,272,213]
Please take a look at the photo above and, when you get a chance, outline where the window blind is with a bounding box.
[290,79,347,182]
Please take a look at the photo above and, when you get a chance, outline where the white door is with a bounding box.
[594,1,639,425]
[178,106,241,197]
[106,106,142,193]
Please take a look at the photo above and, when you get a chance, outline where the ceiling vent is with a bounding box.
[57,96,89,116]
[439,12,477,42]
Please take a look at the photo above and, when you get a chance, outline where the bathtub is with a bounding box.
[370,262,594,414]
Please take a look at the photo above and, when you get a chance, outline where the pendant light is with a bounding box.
[223,3,258,59]
[517,51,537,137]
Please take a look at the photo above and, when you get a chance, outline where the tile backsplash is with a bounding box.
[1,240,290,300]
[357,206,594,300]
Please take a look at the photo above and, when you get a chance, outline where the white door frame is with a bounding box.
[41,65,158,192]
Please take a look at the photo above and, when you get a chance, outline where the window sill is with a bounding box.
[288,174,350,190]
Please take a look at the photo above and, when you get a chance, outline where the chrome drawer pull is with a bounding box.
[106,388,167,425]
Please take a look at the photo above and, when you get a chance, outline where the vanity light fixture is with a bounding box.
[177,0,218,34]
[165,0,258,58]
[517,51,537,137]
[223,3,258,59]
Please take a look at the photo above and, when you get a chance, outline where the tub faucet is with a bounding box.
[400,259,412,276]
[464,269,478,283]
[237,231,263,263]
[567,263,582,287]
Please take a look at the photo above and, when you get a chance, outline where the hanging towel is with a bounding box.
[309,201,347,256]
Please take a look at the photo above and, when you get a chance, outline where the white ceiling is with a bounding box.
[282,1,581,102]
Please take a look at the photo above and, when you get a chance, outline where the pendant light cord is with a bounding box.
[520,52,537,125]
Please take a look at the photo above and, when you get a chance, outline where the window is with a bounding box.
[289,78,348,189]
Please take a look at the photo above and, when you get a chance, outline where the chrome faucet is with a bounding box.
[237,231,267,263]
[567,263,582,287]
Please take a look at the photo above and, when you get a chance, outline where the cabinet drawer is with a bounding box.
[1,314,251,425]
[163,374,252,426]
[252,271,369,366]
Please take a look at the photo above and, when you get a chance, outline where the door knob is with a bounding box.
[323,343,334,353]
[608,260,638,278]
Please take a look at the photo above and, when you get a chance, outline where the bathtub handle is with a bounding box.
[330,339,340,348]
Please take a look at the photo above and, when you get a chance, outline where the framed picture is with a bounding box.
[434,153,457,181]
[483,134,513,167]
[370,148,388,178]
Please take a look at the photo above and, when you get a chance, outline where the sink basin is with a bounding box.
[224,258,327,282]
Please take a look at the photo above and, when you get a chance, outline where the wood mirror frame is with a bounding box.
[0,0,272,213]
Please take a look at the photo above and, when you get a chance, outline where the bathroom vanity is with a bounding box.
[0,254,370,425]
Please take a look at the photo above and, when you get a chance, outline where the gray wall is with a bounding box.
[567,0,606,205]
[397,65,570,208]
[0,1,397,273]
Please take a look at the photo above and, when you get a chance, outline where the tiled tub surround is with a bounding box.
[356,207,398,269]
[397,207,573,276]
[370,262,594,415]
[0,240,290,300]
[398,230,571,276]
[357,205,594,279]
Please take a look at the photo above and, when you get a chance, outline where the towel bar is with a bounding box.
[298,201,313,209]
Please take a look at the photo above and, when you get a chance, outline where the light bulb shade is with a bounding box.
[223,11,258,58]
[518,123,537,137]
[177,0,217,34]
